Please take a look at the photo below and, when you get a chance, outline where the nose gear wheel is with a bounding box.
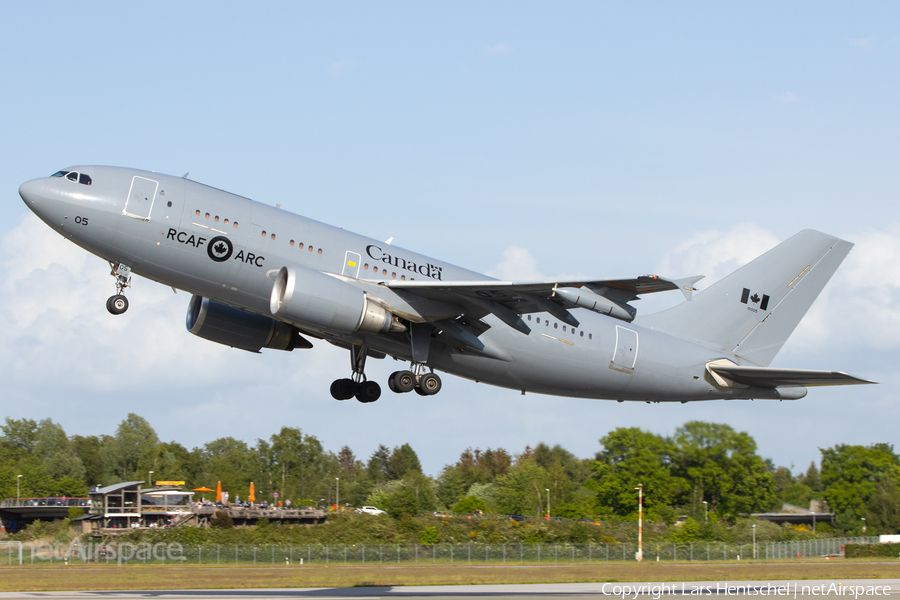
[107,262,132,315]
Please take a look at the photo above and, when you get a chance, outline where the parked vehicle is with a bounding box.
[355,506,386,516]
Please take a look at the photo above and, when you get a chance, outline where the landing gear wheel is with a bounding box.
[387,376,398,394]
[356,381,381,403]
[330,378,357,400]
[106,294,129,315]
[414,387,428,396]
[391,370,416,393]
[418,373,442,396]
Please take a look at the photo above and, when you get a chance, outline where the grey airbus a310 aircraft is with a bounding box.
[19,166,873,403]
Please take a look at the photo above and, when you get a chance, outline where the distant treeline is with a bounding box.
[1,414,898,535]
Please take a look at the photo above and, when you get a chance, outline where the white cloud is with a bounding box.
[655,223,781,288]
[486,246,545,281]
[788,223,900,352]
[485,44,512,55]
[849,37,875,51]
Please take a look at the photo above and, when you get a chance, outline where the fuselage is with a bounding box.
[19,165,767,402]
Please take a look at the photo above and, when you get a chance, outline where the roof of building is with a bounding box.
[91,481,145,495]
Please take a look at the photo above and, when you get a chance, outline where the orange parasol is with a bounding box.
[193,487,214,502]
[248,482,256,503]
[216,481,222,503]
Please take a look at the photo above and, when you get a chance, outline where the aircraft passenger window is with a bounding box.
[589,333,593,340]
[51,171,68,178]
[554,323,558,329]
[195,210,201,216]
[167,201,172,207]
[298,243,304,249]
[563,326,567,332]
[382,269,387,275]
[261,230,267,237]
[536,318,540,324]
[66,172,78,182]
[205,213,210,219]
[78,174,92,185]
[224,219,229,225]
[308,246,314,252]
[364,264,369,270]
[271,234,276,240]
[580,331,584,337]
[290,240,295,246]
[401,275,406,280]
[527,315,531,321]
[214,216,220,222]
[392,272,396,278]
[318,249,322,255]
[233,222,238,228]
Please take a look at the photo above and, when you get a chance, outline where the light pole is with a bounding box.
[148,471,154,487]
[636,485,643,562]
[545,489,550,520]
[16,475,21,501]
[335,477,339,512]
[703,501,708,523]
[752,524,757,559]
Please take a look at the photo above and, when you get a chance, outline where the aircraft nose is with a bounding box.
[19,178,46,207]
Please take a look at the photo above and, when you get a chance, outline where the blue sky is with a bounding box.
[1,3,898,479]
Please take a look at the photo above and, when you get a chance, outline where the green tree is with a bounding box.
[106,414,160,482]
[672,421,775,518]
[494,459,549,516]
[588,427,685,517]
[71,435,107,486]
[388,443,422,480]
[821,443,900,533]
[452,495,487,514]
[33,419,85,481]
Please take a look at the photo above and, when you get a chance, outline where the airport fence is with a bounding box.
[0,537,879,566]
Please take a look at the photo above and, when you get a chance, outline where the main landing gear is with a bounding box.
[106,262,132,315]
[388,365,441,396]
[330,345,382,403]
[330,346,443,403]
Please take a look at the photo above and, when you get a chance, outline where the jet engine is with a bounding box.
[270,266,407,335]
[186,295,311,352]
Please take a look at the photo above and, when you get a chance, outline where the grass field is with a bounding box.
[0,560,897,592]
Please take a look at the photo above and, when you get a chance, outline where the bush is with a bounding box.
[452,496,486,514]
[420,526,439,546]
[210,511,233,529]
[845,542,900,558]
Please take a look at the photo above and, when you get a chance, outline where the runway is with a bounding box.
[2,579,897,599]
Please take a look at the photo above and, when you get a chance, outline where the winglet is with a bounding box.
[671,275,705,301]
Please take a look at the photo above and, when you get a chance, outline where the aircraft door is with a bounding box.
[342,251,361,278]
[123,176,158,221]
[610,326,638,373]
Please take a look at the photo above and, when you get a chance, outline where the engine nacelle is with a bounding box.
[186,295,309,352]
[270,266,406,335]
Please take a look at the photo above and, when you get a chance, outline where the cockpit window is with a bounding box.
[51,170,92,185]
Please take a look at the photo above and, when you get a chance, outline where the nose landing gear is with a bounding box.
[107,262,132,315]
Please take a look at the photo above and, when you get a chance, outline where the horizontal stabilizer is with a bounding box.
[708,364,876,388]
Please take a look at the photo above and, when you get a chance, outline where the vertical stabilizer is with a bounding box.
[637,230,852,366]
